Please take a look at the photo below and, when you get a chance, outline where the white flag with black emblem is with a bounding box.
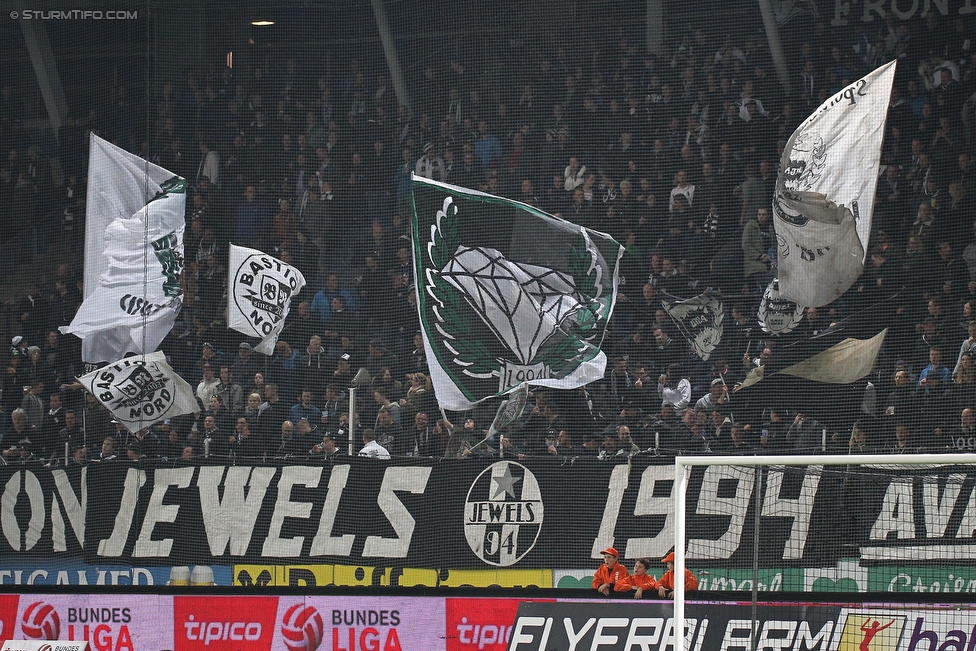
[62,134,186,363]
[79,351,199,432]
[758,278,805,335]
[661,292,724,360]
[773,60,896,307]
[227,244,306,355]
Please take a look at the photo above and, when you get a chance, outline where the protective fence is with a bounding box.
[4,0,976,626]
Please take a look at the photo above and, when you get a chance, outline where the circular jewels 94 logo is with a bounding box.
[464,461,544,567]
[232,253,302,337]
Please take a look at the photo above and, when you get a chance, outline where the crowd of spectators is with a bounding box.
[2,11,976,466]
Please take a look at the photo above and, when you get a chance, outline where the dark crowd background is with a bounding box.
[1,0,976,469]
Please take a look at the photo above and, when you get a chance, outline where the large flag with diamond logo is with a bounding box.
[411,175,623,411]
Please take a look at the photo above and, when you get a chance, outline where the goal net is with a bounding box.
[673,453,976,651]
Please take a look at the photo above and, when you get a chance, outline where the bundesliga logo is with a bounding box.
[232,252,301,337]
[464,461,544,567]
[22,602,60,640]
[281,604,324,651]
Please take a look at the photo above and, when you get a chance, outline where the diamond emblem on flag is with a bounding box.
[439,246,581,365]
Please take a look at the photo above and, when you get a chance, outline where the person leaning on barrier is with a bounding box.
[309,433,344,461]
[592,547,629,597]
[657,552,698,599]
[615,557,658,599]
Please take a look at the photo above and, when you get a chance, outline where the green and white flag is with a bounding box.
[411,175,622,411]
[61,134,186,363]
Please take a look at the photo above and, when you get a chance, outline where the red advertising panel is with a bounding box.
[0,595,19,642]
[445,598,555,651]
[174,596,279,651]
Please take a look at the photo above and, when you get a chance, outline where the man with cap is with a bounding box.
[195,342,219,381]
[694,378,729,413]
[232,342,261,384]
[366,338,397,378]
[592,547,629,596]
[657,552,698,598]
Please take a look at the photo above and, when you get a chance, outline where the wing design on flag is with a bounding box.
[411,175,623,411]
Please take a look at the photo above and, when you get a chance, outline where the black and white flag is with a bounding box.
[79,351,199,432]
[774,61,896,307]
[661,292,724,360]
[757,278,805,335]
[227,244,306,355]
[62,134,186,363]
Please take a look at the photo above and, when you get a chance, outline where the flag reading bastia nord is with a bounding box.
[410,175,623,412]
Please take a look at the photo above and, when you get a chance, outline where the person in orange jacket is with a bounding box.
[592,547,629,596]
[657,551,698,598]
[614,557,658,599]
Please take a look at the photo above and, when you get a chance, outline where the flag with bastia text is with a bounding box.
[78,351,199,432]
[227,244,306,356]
[410,175,623,412]
[61,134,186,363]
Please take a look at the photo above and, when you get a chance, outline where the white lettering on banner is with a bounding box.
[1,471,45,552]
[795,621,834,649]
[510,617,553,651]
[15,461,976,563]
[563,617,595,651]
[688,466,755,560]
[261,466,322,556]
[592,464,630,558]
[96,468,146,557]
[869,478,916,543]
[50,468,87,553]
[721,619,834,651]
[921,474,965,538]
[456,617,512,649]
[363,467,431,558]
[183,615,262,645]
[310,464,355,556]
[133,467,193,557]
[832,0,976,24]
[512,616,707,651]
[0,567,154,585]
[198,466,275,556]
[626,465,675,559]
[761,467,820,560]
[620,618,666,650]
[592,618,630,651]
[757,621,797,651]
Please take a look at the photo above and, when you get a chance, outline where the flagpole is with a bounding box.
[347,386,356,456]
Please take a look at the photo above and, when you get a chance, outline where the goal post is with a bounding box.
[672,454,976,651]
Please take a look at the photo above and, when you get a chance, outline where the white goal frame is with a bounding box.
[673,453,976,651]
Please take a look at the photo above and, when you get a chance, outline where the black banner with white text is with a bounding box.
[2,459,976,568]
